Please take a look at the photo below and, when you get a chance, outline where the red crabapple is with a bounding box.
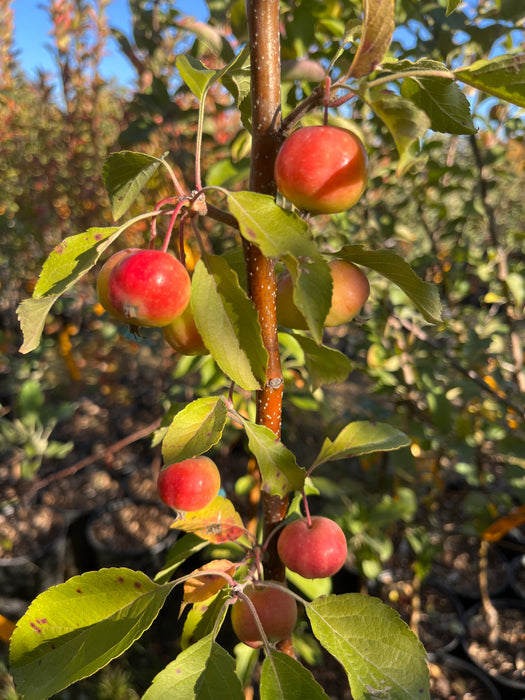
[274,125,368,215]
[277,516,348,579]
[157,456,221,512]
[97,248,140,323]
[162,304,208,356]
[107,249,191,327]
[231,583,297,648]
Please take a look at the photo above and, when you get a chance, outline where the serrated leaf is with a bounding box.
[225,191,320,261]
[311,421,410,470]
[143,635,244,700]
[10,569,172,700]
[261,651,331,700]
[307,594,430,699]
[192,257,268,391]
[337,245,442,324]
[183,560,236,604]
[102,152,163,220]
[176,54,217,100]
[17,227,121,353]
[401,73,475,135]
[292,335,352,388]
[454,54,525,108]
[365,88,430,175]
[243,421,305,497]
[348,0,395,78]
[172,496,247,544]
[282,258,333,345]
[181,589,231,650]
[154,533,208,584]
[162,396,228,465]
[219,45,251,106]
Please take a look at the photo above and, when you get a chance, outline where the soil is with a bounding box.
[39,468,123,512]
[0,504,65,559]
[465,604,525,688]
[88,501,174,552]
[431,534,509,599]
[428,654,500,699]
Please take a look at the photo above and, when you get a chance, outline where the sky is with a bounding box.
[12,0,207,87]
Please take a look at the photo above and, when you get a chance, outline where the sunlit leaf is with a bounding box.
[143,635,244,700]
[261,651,331,700]
[192,257,268,390]
[181,589,231,650]
[17,227,121,353]
[243,421,306,497]
[10,569,173,700]
[338,245,442,324]
[311,421,410,470]
[161,396,228,465]
[102,152,163,220]
[364,88,430,174]
[172,496,247,544]
[183,560,236,604]
[176,55,217,101]
[454,54,525,108]
[307,594,430,699]
[348,0,395,78]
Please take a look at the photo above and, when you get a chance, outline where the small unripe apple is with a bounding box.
[231,583,297,648]
[157,456,221,512]
[274,125,368,214]
[277,516,348,579]
[97,248,140,323]
[162,304,208,356]
[107,249,191,327]
[277,259,369,330]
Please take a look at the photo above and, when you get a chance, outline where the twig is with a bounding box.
[28,418,162,498]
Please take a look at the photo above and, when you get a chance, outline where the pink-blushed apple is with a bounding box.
[157,456,221,512]
[277,516,348,579]
[274,125,368,214]
[231,583,297,648]
[277,259,369,330]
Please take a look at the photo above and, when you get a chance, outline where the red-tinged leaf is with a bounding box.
[482,505,525,543]
[183,560,236,604]
[349,0,395,79]
[172,496,248,544]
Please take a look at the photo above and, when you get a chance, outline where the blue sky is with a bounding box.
[12,0,207,86]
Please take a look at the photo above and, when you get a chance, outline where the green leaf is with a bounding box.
[143,635,244,700]
[454,54,525,108]
[401,75,475,135]
[311,421,410,470]
[10,569,173,700]
[282,258,333,345]
[176,55,217,101]
[364,88,430,175]
[162,396,228,465]
[154,533,208,584]
[192,256,268,391]
[307,594,430,700]
[17,227,120,353]
[181,589,231,649]
[446,0,462,15]
[292,335,352,388]
[225,191,320,261]
[261,651,331,700]
[337,245,442,324]
[102,151,164,220]
[243,421,305,497]
[348,0,395,78]
[285,569,333,601]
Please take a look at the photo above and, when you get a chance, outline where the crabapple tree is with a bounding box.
[11,0,523,698]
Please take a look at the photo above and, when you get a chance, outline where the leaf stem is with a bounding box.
[366,69,454,89]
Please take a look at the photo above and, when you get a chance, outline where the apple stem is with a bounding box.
[161,200,189,254]
[323,77,331,126]
[302,491,313,528]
